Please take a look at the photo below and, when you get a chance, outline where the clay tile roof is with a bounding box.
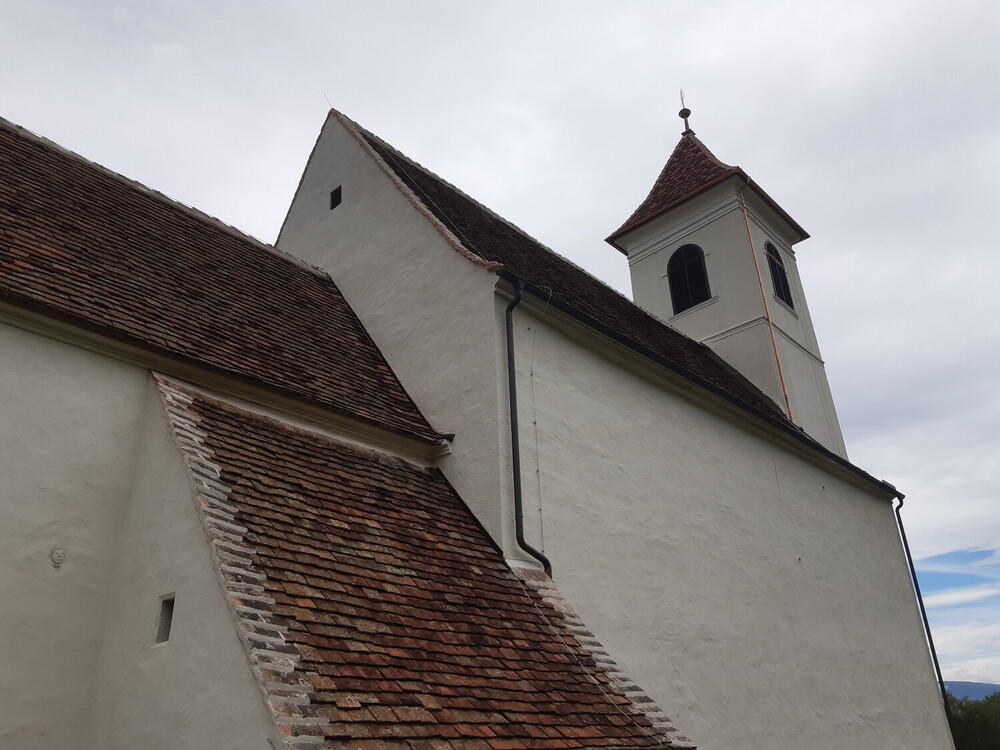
[606,134,739,246]
[352,122,788,424]
[157,378,695,750]
[0,118,442,445]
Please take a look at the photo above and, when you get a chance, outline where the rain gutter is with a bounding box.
[893,497,954,725]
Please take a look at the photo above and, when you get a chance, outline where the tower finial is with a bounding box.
[679,89,693,135]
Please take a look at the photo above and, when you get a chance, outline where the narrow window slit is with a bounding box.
[765,242,794,309]
[156,595,175,643]
[330,185,343,210]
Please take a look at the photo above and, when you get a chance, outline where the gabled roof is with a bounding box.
[0,117,443,446]
[605,132,808,253]
[345,115,789,424]
[158,378,695,750]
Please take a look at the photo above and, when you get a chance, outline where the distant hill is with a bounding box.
[946,681,1000,701]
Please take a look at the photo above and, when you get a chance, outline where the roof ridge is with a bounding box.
[346,115,622,293]
[328,109,500,272]
[0,115,327,278]
[348,116,524,243]
[347,117,776,398]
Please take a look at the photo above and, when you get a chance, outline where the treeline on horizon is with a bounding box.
[948,691,1000,749]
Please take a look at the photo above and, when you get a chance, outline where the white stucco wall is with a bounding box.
[0,321,278,748]
[88,377,276,749]
[773,327,846,458]
[505,301,953,750]
[276,113,508,546]
[0,321,148,748]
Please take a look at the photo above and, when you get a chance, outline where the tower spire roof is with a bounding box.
[607,122,808,253]
[607,131,739,249]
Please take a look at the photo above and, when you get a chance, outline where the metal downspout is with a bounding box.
[504,280,553,577]
[894,497,954,726]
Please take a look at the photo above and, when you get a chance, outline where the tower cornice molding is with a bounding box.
[625,187,744,266]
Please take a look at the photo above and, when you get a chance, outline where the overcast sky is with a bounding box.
[2,0,997,684]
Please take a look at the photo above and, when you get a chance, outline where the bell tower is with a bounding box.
[607,108,847,458]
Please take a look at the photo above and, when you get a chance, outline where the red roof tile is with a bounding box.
[607,135,738,245]
[0,118,442,445]
[157,379,694,750]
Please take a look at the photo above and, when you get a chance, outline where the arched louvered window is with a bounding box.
[765,242,794,309]
[667,244,711,315]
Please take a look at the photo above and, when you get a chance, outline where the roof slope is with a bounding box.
[0,118,441,445]
[157,378,694,750]
[607,134,738,244]
[354,123,788,423]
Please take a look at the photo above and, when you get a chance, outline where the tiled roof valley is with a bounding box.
[155,377,693,749]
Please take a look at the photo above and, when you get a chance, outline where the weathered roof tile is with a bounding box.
[606,132,807,250]
[157,378,695,750]
[0,118,442,444]
[607,134,738,243]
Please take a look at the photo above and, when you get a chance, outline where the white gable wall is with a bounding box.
[277,114,512,550]
[506,298,952,750]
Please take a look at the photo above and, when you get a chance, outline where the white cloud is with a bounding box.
[931,616,1000,684]
[943,656,1000,685]
[917,550,1000,579]
[924,585,1000,609]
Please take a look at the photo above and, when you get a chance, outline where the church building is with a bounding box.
[0,107,954,749]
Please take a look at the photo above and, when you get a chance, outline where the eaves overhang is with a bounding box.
[0,296,454,462]
[607,171,809,254]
